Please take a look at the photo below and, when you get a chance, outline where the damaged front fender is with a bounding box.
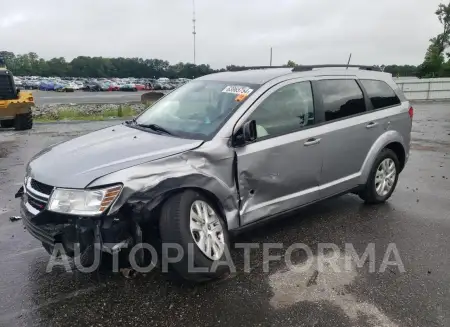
[88,140,241,230]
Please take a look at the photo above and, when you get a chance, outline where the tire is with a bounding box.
[359,148,400,204]
[159,190,230,283]
[14,112,33,131]
[0,119,14,128]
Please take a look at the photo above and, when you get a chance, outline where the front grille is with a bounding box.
[30,179,54,196]
[0,74,16,100]
[28,196,47,211]
[25,179,53,214]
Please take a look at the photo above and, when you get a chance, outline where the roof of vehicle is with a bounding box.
[198,65,392,85]
[198,68,293,84]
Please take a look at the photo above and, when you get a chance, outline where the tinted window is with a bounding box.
[361,80,401,109]
[248,81,314,139]
[316,80,366,122]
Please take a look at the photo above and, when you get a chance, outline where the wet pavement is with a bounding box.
[0,102,449,327]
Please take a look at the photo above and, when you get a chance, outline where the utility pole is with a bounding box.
[192,0,197,65]
[270,47,273,66]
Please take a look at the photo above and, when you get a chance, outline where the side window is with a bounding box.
[316,80,366,122]
[248,81,314,139]
[360,80,401,109]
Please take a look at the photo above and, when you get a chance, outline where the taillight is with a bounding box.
[408,106,414,119]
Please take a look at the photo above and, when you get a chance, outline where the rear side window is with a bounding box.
[360,80,401,109]
[316,80,366,122]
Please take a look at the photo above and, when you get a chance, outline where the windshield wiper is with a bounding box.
[136,123,173,135]
[124,117,137,125]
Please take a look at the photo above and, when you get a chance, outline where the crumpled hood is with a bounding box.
[28,124,203,188]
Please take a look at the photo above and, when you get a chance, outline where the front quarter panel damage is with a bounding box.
[88,141,241,230]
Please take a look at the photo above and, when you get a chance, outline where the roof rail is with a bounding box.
[228,66,287,71]
[292,64,381,72]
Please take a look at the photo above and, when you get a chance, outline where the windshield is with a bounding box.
[134,80,258,140]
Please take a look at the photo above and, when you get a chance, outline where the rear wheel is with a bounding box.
[359,149,400,204]
[14,112,33,131]
[159,190,230,283]
[0,119,14,128]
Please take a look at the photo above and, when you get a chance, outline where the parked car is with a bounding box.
[13,77,23,88]
[17,65,413,282]
[39,80,56,91]
[134,83,146,91]
[54,82,75,92]
[82,82,102,92]
[120,83,137,91]
[67,82,81,90]
[22,80,40,90]
[152,82,162,90]
[108,83,120,91]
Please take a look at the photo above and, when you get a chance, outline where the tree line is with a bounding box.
[0,50,420,79]
[416,2,450,78]
[0,51,221,79]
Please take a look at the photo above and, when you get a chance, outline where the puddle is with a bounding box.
[269,251,398,327]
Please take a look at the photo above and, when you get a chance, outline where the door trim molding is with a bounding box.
[241,172,360,216]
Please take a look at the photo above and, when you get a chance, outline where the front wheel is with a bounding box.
[159,190,230,282]
[359,149,400,204]
[14,112,33,131]
[0,119,14,128]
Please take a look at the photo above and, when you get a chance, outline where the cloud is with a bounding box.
[0,0,445,68]
[1,13,27,28]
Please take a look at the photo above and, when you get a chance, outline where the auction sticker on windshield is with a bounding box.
[222,85,254,96]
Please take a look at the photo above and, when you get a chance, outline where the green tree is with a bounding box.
[418,2,450,77]
[286,60,297,67]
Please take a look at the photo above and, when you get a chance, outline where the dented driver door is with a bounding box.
[235,80,323,226]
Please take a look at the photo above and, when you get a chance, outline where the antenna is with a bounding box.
[192,0,197,64]
[270,47,273,66]
[346,53,352,69]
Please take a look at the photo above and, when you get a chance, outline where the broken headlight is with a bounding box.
[48,185,122,216]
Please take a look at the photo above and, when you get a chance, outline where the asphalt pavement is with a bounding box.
[31,90,147,105]
[0,102,449,327]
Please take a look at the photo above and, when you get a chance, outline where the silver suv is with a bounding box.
[17,65,413,282]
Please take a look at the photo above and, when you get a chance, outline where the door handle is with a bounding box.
[366,122,378,129]
[304,138,321,146]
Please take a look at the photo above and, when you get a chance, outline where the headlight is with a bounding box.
[48,185,122,216]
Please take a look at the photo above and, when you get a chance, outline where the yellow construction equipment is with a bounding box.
[0,57,34,130]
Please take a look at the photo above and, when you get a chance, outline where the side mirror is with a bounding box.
[243,120,257,142]
[234,120,257,146]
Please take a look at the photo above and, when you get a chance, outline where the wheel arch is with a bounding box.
[360,131,407,184]
[150,187,230,230]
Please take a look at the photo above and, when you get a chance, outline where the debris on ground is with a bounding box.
[120,268,138,279]
[306,270,319,287]
[9,216,22,222]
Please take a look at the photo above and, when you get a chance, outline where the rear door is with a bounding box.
[313,77,383,198]
[235,80,323,225]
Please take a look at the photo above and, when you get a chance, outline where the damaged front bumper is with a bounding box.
[16,184,135,257]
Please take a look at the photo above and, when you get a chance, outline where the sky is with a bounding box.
[0,0,445,68]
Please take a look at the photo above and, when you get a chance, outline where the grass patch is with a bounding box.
[35,105,139,122]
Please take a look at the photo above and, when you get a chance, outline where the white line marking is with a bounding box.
[5,247,45,259]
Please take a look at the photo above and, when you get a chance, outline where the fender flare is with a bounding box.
[359,130,406,185]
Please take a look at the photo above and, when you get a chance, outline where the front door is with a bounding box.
[235,80,323,226]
